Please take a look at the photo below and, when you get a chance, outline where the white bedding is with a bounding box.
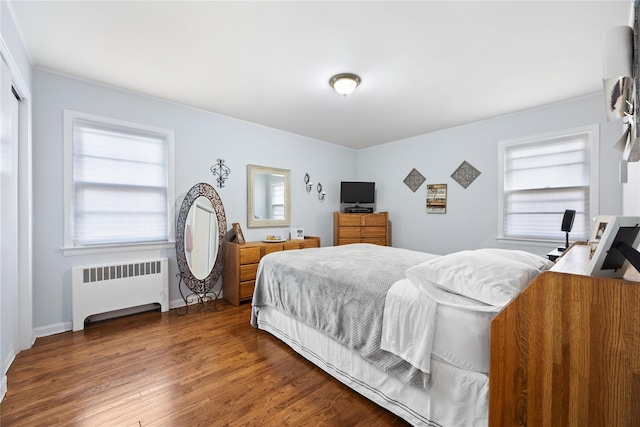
[382,278,499,375]
[255,305,489,426]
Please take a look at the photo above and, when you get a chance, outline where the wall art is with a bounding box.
[403,168,426,192]
[426,183,447,214]
[451,160,481,189]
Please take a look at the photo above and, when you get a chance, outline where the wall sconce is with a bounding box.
[210,159,231,188]
[317,183,326,201]
[304,173,313,193]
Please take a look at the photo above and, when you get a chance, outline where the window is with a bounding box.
[64,111,174,252]
[498,125,599,243]
[271,181,285,219]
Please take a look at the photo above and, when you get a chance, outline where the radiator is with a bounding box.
[71,258,169,331]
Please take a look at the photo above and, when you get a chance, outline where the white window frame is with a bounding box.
[63,110,175,256]
[497,124,599,244]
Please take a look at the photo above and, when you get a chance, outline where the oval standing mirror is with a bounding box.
[175,182,227,313]
[247,164,291,227]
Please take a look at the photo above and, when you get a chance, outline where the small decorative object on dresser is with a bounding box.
[333,211,389,246]
[231,222,245,244]
[222,236,321,305]
[291,228,304,240]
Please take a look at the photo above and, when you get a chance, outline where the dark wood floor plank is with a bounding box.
[1,303,409,426]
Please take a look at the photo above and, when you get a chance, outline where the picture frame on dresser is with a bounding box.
[232,222,245,244]
[586,216,640,278]
[290,228,304,240]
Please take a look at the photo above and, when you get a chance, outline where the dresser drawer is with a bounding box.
[301,239,319,249]
[240,263,259,282]
[361,237,387,246]
[283,242,302,250]
[240,280,255,300]
[240,247,261,264]
[363,215,387,227]
[338,238,361,245]
[339,215,364,227]
[362,226,387,238]
[263,244,284,255]
[339,227,362,238]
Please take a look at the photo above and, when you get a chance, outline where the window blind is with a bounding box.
[72,118,170,246]
[271,181,285,219]
[502,132,590,241]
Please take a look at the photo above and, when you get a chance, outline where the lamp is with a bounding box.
[304,173,313,193]
[317,182,326,201]
[329,73,361,96]
[559,209,576,252]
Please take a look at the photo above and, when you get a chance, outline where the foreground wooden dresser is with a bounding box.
[333,211,389,246]
[489,242,640,426]
[222,236,320,306]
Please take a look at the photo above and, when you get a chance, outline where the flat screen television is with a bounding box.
[340,181,375,204]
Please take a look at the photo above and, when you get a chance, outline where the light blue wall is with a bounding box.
[32,69,355,333]
[357,93,623,256]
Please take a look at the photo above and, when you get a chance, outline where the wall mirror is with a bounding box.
[175,182,227,311]
[247,164,291,227]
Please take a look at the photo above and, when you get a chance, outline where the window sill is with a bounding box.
[62,241,175,257]
[496,237,565,247]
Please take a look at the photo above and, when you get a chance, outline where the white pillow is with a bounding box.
[475,248,554,271]
[405,250,541,307]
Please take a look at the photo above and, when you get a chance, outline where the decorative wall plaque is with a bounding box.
[451,160,481,189]
[426,184,447,214]
[403,168,426,192]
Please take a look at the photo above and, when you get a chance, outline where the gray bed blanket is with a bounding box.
[250,243,438,389]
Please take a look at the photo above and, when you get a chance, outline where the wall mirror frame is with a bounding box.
[247,164,291,228]
[175,182,227,313]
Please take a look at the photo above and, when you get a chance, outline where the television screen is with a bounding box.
[340,181,375,204]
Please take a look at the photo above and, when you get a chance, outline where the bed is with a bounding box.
[250,243,553,426]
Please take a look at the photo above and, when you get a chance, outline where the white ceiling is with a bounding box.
[8,1,632,149]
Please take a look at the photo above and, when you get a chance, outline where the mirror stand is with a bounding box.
[175,182,228,316]
[174,272,225,315]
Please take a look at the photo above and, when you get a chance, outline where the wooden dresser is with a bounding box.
[333,211,389,246]
[489,242,640,426]
[222,236,320,306]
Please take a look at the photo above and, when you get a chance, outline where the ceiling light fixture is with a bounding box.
[329,73,361,96]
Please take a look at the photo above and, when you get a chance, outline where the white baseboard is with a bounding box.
[32,297,208,339]
[33,321,71,339]
[1,372,6,403]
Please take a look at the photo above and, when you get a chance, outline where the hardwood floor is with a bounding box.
[1,303,410,426]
